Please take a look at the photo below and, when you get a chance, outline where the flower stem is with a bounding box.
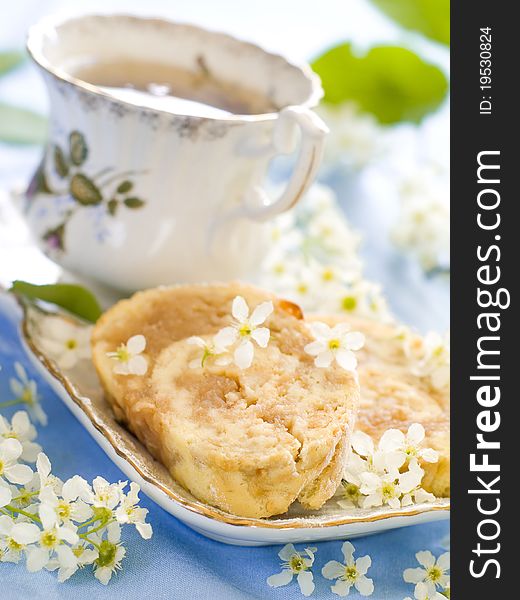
[4,505,42,524]
[79,518,115,538]
[0,399,22,408]
[78,516,99,530]
[12,490,40,502]
[80,535,101,550]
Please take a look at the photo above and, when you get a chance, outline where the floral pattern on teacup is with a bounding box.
[27,130,147,252]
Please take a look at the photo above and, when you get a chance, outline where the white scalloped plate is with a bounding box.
[20,302,449,546]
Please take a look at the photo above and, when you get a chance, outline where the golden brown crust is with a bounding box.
[92,283,359,517]
[309,314,450,498]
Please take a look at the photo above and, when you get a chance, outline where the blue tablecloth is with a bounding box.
[0,286,448,599]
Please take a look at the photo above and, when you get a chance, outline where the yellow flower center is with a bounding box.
[8,538,23,551]
[239,324,252,337]
[341,296,357,311]
[41,530,58,548]
[328,339,341,351]
[14,487,33,508]
[427,566,443,583]
[73,546,85,558]
[57,501,71,519]
[344,565,358,582]
[405,445,417,457]
[66,338,77,350]
[342,481,360,501]
[21,388,35,406]
[322,268,335,282]
[382,482,396,499]
[0,460,4,475]
[115,345,130,362]
[289,555,306,573]
[297,283,308,294]
[321,226,333,237]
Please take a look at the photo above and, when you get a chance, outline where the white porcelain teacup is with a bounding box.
[25,14,327,292]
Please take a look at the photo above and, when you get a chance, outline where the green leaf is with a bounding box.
[10,281,102,323]
[116,180,133,194]
[0,102,47,144]
[53,145,69,178]
[124,197,145,209]
[69,130,88,166]
[69,173,103,205]
[370,0,450,45]
[0,50,25,76]
[312,44,448,124]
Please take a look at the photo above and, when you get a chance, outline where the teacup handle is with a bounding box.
[240,106,328,222]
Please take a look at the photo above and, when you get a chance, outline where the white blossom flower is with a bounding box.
[350,431,375,458]
[0,411,42,462]
[115,482,152,539]
[90,476,125,511]
[38,316,92,370]
[359,462,423,509]
[270,260,361,314]
[92,522,126,585]
[338,480,362,509]
[187,335,231,369]
[9,362,47,426]
[0,480,12,508]
[325,280,392,323]
[305,321,364,372]
[35,452,63,495]
[0,514,40,563]
[322,541,374,596]
[306,211,362,264]
[391,168,450,272]
[25,503,79,572]
[214,296,273,369]
[47,540,98,582]
[350,430,405,475]
[39,475,92,524]
[378,424,439,465]
[317,102,382,169]
[404,581,448,600]
[107,335,148,376]
[272,264,319,310]
[401,484,436,507]
[267,543,316,596]
[338,452,373,509]
[404,331,450,391]
[340,429,437,509]
[404,551,450,597]
[0,438,33,485]
[269,211,303,251]
[0,445,152,584]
